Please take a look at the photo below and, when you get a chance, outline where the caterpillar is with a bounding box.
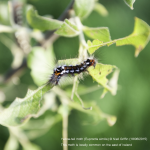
[49,58,96,85]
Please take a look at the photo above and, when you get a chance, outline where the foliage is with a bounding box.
[0,0,149,150]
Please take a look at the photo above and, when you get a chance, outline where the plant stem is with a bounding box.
[62,107,68,150]
[71,16,88,100]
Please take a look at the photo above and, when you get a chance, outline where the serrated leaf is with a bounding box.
[55,19,80,37]
[26,6,62,31]
[88,63,117,95]
[27,46,55,86]
[83,26,111,42]
[94,2,108,17]
[116,17,150,57]
[73,0,95,19]
[87,18,150,56]
[0,84,53,127]
[124,0,135,10]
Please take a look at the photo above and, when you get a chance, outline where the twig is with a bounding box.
[44,0,74,41]
[62,106,68,150]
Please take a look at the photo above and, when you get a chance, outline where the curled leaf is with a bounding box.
[94,2,108,16]
[124,0,135,10]
[55,19,80,37]
[73,0,95,19]
[26,6,62,31]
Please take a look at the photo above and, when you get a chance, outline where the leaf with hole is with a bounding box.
[88,63,118,96]
[87,18,150,57]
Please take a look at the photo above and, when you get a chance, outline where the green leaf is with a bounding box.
[53,87,117,126]
[27,46,55,86]
[87,18,150,56]
[87,39,104,54]
[88,63,117,96]
[71,77,92,110]
[83,26,111,42]
[58,58,79,66]
[124,0,135,10]
[101,69,120,98]
[26,6,62,31]
[0,84,53,127]
[55,19,80,37]
[116,17,150,57]
[73,0,95,19]
[94,2,108,17]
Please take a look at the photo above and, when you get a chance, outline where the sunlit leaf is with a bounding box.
[88,63,117,96]
[124,0,135,10]
[58,58,79,66]
[27,46,55,86]
[53,87,117,126]
[116,17,150,57]
[55,19,80,37]
[83,26,111,42]
[0,84,53,127]
[26,6,62,31]
[73,0,95,19]
[94,2,108,17]
[101,69,120,98]
[87,39,104,54]
[87,18,150,56]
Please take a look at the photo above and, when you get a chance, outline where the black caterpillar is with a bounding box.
[49,58,96,85]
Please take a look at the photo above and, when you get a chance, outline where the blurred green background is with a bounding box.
[0,0,150,150]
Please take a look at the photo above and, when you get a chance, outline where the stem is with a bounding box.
[71,76,78,100]
[62,107,68,150]
[71,17,88,100]
[74,17,88,59]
